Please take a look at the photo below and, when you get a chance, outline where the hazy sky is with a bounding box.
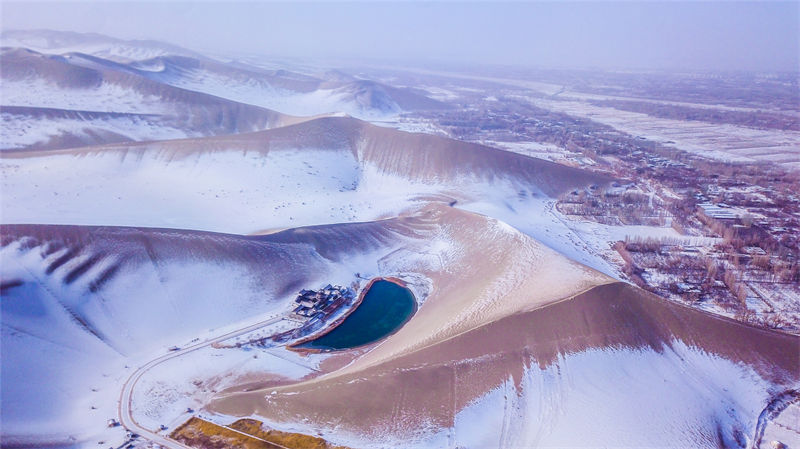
[2,1,798,71]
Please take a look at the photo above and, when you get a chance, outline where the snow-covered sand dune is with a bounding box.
[124,55,448,119]
[3,40,797,448]
[2,120,797,448]
[212,279,799,448]
[4,202,798,448]
[1,105,191,150]
[0,48,303,150]
[1,116,610,228]
[1,29,206,64]
[0,210,431,446]
[1,29,449,144]
[0,202,605,446]
[1,115,618,272]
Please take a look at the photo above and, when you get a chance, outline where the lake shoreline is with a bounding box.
[288,276,416,355]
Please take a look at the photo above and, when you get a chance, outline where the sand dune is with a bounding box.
[4,32,794,447]
[0,209,431,443]
[124,54,449,116]
[212,278,798,447]
[1,44,448,150]
[1,204,590,442]
[0,48,302,150]
[1,29,206,63]
[1,29,448,129]
[132,54,323,93]
[2,115,611,196]
[3,197,797,447]
[1,105,183,150]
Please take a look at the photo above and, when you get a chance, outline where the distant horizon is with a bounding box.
[2,1,798,73]
[3,27,798,77]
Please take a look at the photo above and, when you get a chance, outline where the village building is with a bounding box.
[291,284,356,321]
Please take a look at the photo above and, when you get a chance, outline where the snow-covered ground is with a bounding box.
[1,78,166,114]
[0,110,191,150]
[204,274,798,449]
[483,140,574,163]
[448,342,772,449]
[131,344,319,432]
[0,234,296,445]
[529,96,800,171]
[0,148,434,233]
[251,342,776,448]
[0,236,311,445]
[125,224,453,436]
[1,175,608,448]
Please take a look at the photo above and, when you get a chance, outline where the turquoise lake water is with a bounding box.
[298,280,416,351]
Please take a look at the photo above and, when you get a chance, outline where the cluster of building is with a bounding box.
[292,284,356,321]
[270,284,357,344]
[697,202,743,220]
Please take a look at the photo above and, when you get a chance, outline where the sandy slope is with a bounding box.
[211,278,798,448]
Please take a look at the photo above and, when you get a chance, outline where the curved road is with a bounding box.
[118,316,284,449]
